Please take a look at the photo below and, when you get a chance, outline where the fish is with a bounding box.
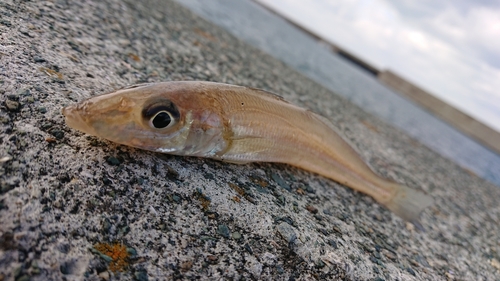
[62,81,433,222]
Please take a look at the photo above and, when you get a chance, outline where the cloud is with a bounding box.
[399,2,500,69]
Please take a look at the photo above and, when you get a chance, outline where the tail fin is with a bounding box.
[384,184,433,223]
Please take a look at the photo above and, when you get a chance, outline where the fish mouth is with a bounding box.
[62,104,98,136]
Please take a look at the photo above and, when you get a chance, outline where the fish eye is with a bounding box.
[142,98,180,130]
[150,111,173,129]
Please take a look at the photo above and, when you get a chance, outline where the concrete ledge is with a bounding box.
[378,70,500,154]
[1,0,500,280]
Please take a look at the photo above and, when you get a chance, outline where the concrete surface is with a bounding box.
[1,0,500,280]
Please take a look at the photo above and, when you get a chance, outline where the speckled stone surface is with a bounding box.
[1,0,499,280]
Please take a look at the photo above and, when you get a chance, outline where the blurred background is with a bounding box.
[258,0,500,133]
[177,0,500,187]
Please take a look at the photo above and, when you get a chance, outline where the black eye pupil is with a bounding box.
[152,112,171,128]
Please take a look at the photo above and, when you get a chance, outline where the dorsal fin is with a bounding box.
[120,83,154,91]
[244,86,290,104]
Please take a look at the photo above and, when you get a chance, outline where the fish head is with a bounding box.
[62,82,226,154]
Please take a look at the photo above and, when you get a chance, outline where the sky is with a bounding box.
[257,0,500,132]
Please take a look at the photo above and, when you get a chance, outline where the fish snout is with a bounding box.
[62,103,97,136]
[61,104,76,118]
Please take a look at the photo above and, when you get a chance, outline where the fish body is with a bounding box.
[62,81,433,221]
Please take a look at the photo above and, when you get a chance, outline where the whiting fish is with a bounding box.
[62,81,433,222]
